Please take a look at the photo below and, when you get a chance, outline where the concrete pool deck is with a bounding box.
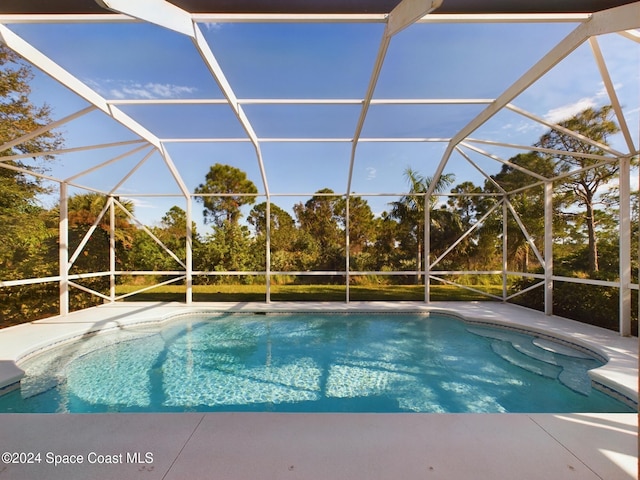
[0,301,637,479]
[0,412,636,479]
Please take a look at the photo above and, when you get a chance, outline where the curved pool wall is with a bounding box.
[0,301,637,410]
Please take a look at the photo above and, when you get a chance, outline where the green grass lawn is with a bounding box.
[115,283,504,302]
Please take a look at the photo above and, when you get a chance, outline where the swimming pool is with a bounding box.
[0,313,633,413]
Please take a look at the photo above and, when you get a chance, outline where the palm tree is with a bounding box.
[65,192,136,249]
[390,167,455,282]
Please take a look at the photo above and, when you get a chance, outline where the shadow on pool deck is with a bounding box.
[0,412,636,480]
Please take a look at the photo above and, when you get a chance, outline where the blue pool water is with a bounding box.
[0,313,633,413]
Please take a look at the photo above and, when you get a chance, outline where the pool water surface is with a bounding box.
[0,313,633,413]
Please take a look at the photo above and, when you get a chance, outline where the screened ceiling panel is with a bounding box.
[118,104,250,139]
[438,146,499,189]
[375,22,580,99]
[244,104,363,138]
[110,151,185,195]
[25,66,94,119]
[596,34,640,144]
[167,142,268,193]
[61,109,153,145]
[469,107,550,146]
[448,145,541,192]
[261,143,351,194]
[351,142,449,193]
[42,110,151,185]
[202,23,384,99]
[360,104,488,138]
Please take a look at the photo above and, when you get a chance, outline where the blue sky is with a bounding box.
[6,17,639,231]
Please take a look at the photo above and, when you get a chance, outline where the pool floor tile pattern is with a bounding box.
[0,413,636,479]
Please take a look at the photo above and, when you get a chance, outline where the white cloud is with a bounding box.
[202,22,222,31]
[123,197,157,210]
[544,97,596,124]
[366,167,377,180]
[543,80,626,125]
[595,81,624,99]
[86,79,197,100]
[116,82,197,100]
[503,121,543,135]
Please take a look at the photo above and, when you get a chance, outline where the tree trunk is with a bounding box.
[585,201,599,272]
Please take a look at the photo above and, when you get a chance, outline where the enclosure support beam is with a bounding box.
[59,182,69,316]
[502,198,508,301]
[619,156,631,335]
[424,195,430,303]
[544,181,553,316]
[109,197,116,302]
[186,196,193,304]
[266,200,271,303]
[96,0,194,36]
[346,196,351,303]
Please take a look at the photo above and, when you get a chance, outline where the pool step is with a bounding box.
[532,338,594,359]
[469,326,596,396]
[20,375,63,399]
[558,364,592,396]
[469,327,561,368]
[511,339,558,365]
[490,340,561,379]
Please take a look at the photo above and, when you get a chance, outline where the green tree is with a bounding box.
[195,221,255,282]
[448,181,483,229]
[248,202,296,251]
[0,45,63,158]
[339,195,376,257]
[0,45,64,278]
[157,205,198,260]
[194,163,257,227]
[390,168,455,281]
[368,212,402,272]
[248,202,301,271]
[67,193,135,248]
[127,205,198,273]
[487,152,557,272]
[443,181,485,270]
[286,193,376,272]
[537,105,620,273]
[293,189,344,271]
[0,45,65,325]
[63,193,136,274]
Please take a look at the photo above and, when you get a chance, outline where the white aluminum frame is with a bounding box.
[0,2,638,335]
